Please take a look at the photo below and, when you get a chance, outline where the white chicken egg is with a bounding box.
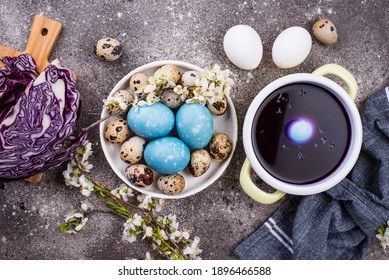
[223,25,263,70]
[272,26,312,69]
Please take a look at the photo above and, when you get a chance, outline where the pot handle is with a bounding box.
[312,64,358,101]
[240,158,286,204]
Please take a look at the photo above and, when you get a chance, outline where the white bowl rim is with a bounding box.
[243,73,363,196]
[99,60,238,199]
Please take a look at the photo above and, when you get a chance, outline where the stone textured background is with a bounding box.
[0,0,388,260]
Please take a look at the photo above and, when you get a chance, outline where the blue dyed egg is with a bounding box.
[144,137,190,174]
[127,102,174,138]
[176,103,213,149]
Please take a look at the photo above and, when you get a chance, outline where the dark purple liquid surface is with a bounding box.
[252,83,351,185]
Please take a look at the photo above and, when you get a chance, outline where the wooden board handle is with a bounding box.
[0,45,21,63]
[24,15,62,73]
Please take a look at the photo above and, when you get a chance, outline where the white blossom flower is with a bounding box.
[376,225,389,250]
[122,214,144,243]
[146,93,160,105]
[103,96,129,114]
[143,226,153,239]
[111,184,134,201]
[138,194,154,210]
[123,233,137,243]
[81,202,88,212]
[145,252,152,260]
[186,94,206,106]
[64,212,88,234]
[154,199,164,212]
[79,175,95,197]
[173,85,189,101]
[75,217,88,231]
[168,214,179,229]
[159,229,169,240]
[144,83,157,95]
[182,230,190,240]
[132,94,147,112]
[63,163,81,187]
[182,236,202,259]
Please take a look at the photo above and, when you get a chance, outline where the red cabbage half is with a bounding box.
[0,54,87,184]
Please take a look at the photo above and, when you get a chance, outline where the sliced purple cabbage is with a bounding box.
[0,54,87,184]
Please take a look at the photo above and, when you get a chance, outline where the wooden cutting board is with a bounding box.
[0,15,68,183]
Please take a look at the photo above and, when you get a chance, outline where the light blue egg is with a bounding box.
[127,102,174,138]
[144,137,190,174]
[176,103,213,149]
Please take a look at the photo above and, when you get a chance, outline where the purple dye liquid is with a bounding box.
[252,83,351,185]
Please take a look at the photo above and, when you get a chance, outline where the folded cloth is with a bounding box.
[235,86,389,260]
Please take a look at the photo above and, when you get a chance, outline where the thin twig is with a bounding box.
[82,114,112,132]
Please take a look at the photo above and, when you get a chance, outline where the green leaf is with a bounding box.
[59,223,70,232]
[105,201,130,216]
[377,226,385,235]
[96,190,106,199]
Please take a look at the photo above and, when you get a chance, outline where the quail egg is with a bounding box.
[209,133,233,161]
[129,72,149,93]
[207,95,228,115]
[104,118,131,144]
[120,136,146,164]
[312,19,338,45]
[161,89,184,109]
[94,37,123,61]
[157,174,185,195]
[154,64,181,84]
[112,90,134,115]
[189,149,211,177]
[125,164,154,187]
[181,71,200,87]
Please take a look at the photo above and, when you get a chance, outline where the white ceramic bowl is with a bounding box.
[100,61,238,199]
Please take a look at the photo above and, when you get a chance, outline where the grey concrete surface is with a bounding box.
[0,0,388,260]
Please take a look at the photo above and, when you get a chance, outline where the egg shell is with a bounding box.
[129,72,149,92]
[272,26,312,69]
[127,102,175,139]
[312,19,338,44]
[223,25,263,70]
[125,164,153,187]
[207,95,228,115]
[120,136,146,164]
[144,137,190,174]
[189,149,211,177]
[154,65,181,84]
[104,118,131,144]
[181,71,200,87]
[94,37,123,61]
[176,103,214,149]
[209,133,233,161]
[157,174,185,195]
[113,90,134,105]
[161,89,184,109]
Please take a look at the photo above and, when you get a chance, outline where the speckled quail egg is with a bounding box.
[312,19,338,45]
[154,64,181,84]
[209,133,233,161]
[94,37,123,61]
[125,164,154,187]
[129,72,149,93]
[189,149,211,177]
[104,118,131,144]
[113,89,134,105]
[207,95,228,115]
[120,136,146,164]
[161,89,184,109]
[181,71,200,87]
[157,174,185,195]
[112,90,134,115]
